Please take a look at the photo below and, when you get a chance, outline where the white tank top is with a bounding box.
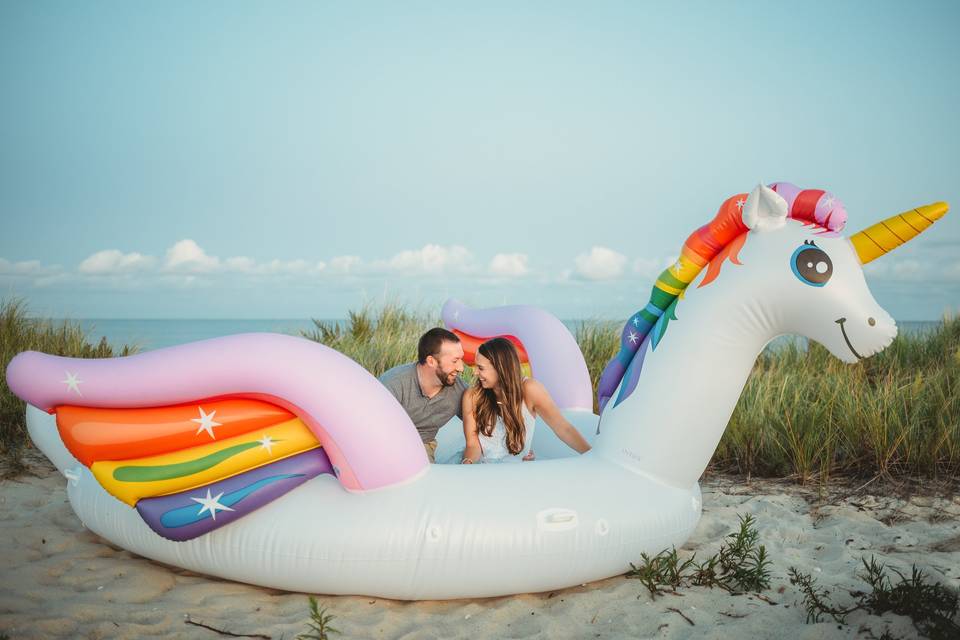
[477,401,536,463]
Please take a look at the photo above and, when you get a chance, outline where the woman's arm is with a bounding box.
[524,379,591,454]
[461,388,482,463]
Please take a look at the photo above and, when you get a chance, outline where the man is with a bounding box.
[380,328,467,463]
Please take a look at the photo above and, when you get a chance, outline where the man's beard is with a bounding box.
[435,368,457,387]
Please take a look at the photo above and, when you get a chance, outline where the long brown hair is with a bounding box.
[474,337,526,455]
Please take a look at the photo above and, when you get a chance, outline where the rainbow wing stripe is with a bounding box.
[57,398,296,466]
[91,417,320,506]
[55,398,332,540]
[136,449,332,541]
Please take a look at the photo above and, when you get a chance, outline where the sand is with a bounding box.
[1,455,957,640]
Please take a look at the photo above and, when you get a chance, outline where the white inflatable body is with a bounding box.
[34,409,698,599]
[8,184,947,599]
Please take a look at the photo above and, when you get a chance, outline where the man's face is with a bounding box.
[428,340,465,387]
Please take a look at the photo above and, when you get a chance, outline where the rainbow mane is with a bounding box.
[596,183,848,412]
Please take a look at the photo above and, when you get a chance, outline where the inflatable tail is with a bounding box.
[6,333,430,540]
[442,299,593,411]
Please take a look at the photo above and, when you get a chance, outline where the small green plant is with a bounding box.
[789,556,960,640]
[297,596,340,640]
[627,513,771,597]
[694,514,772,593]
[788,565,860,624]
[626,546,697,595]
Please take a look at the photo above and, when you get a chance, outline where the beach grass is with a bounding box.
[299,303,438,379]
[298,302,478,385]
[571,318,622,413]
[717,316,960,482]
[2,297,958,481]
[0,297,138,472]
[301,305,960,481]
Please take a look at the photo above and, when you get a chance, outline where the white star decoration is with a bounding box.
[257,435,276,455]
[453,309,460,320]
[61,371,83,396]
[823,195,835,208]
[736,198,746,210]
[191,407,221,439]
[191,489,234,521]
[673,261,682,276]
[632,316,640,327]
[628,331,639,344]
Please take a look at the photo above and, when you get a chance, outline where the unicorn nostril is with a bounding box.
[868,317,876,327]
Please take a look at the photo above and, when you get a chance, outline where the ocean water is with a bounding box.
[74,319,327,351]
[71,318,942,352]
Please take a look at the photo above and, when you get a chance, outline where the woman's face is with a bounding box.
[474,352,499,389]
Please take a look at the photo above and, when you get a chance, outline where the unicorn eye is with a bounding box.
[790,242,832,287]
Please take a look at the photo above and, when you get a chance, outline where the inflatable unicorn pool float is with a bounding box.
[5,183,948,599]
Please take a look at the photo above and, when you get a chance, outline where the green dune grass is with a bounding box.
[2,297,957,481]
[0,297,139,475]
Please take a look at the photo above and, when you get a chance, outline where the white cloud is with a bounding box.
[891,259,924,279]
[6,243,606,295]
[864,258,927,282]
[632,257,658,278]
[329,255,361,273]
[259,258,312,274]
[574,246,627,280]
[79,249,156,274]
[33,273,71,287]
[0,258,50,276]
[224,256,325,276]
[381,244,473,275]
[163,239,220,272]
[489,253,529,277]
[225,256,256,272]
[862,255,960,283]
[631,255,679,280]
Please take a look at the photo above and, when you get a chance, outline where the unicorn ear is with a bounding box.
[742,183,788,230]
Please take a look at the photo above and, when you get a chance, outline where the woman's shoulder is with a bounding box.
[521,377,547,414]
[462,385,480,405]
[521,377,547,396]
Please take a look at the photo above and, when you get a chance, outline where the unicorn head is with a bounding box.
[593,183,948,488]
[736,183,892,364]
[598,183,949,412]
[738,182,949,364]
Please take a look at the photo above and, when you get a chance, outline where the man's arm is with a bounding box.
[379,370,404,405]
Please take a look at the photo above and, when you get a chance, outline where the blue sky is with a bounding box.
[2,1,958,320]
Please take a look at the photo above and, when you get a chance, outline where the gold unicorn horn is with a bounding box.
[850,202,949,264]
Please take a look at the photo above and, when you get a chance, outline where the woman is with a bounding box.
[460,337,591,464]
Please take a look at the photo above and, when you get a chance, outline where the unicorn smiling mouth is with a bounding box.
[835,317,863,360]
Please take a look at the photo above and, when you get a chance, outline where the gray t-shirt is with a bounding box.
[379,363,467,443]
